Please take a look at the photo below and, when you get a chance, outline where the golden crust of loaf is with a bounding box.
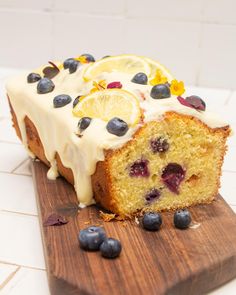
[8,97,230,219]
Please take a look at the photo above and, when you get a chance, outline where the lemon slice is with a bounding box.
[144,57,174,81]
[73,89,141,125]
[83,54,151,81]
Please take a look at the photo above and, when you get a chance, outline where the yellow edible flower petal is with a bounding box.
[170,79,185,96]
[150,69,168,86]
[75,56,88,64]
[90,80,107,93]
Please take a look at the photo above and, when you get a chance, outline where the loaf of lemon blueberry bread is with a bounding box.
[6,54,230,218]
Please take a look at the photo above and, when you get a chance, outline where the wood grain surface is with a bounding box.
[32,160,236,295]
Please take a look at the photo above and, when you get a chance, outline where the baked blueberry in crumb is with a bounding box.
[100,238,122,258]
[150,137,169,153]
[131,72,148,85]
[37,78,55,94]
[142,212,162,231]
[174,209,191,229]
[106,117,128,136]
[73,96,81,108]
[53,94,72,108]
[161,163,185,194]
[145,188,161,203]
[150,84,170,99]
[81,53,95,62]
[78,117,92,132]
[27,73,41,83]
[78,226,106,251]
[129,159,150,177]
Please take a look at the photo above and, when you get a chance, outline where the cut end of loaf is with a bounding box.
[92,112,230,218]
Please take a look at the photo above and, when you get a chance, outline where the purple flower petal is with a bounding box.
[107,81,122,89]
[43,213,68,226]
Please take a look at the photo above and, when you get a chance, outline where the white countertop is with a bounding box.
[0,68,236,295]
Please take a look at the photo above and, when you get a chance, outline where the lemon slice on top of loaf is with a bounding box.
[83,55,151,81]
[73,89,141,126]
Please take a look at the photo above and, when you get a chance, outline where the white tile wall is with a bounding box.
[0,0,235,88]
[0,263,18,288]
[13,159,32,176]
[0,0,53,10]
[0,173,37,215]
[123,20,201,85]
[203,0,236,25]
[52,13,125,60]
[0,10,53,68]
[0,142,27,173]
[198,23,236,89]
[54,0,125,15]
[0,211,45,269]
[0,267,50,295]
[126,0,204,22]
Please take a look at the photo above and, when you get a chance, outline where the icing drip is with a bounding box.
[6,62,228,206]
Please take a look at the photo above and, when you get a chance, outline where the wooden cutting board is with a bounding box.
[32,160,236,295]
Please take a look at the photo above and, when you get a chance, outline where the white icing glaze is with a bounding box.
[6,58,228,206]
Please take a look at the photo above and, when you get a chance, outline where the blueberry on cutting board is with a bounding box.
[78,226,106,251]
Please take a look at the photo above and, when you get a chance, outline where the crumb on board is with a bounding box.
[99,211,116,222]
[134,216,140,225]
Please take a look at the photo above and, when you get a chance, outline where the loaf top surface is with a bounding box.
[6,54,229,206]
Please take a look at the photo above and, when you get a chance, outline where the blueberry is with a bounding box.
[150,137,169,153]
[100,238,122,258]
[63,58,75,69]
[81,53,95,62]
[68,60,79,74]
[145,188,161,204]
[37,78,55,94]
[174,209,192,229]
[78,117,92,131]
[53,94,72,108]
[78,226,106,251]
[142,212,162,231]
[161,163,185,194]
[27,73,41,83]
[73,96,81,108]
[129,159,150,178]
[131,72,148,85]
[150,84,170,99]
[106,117,128,137]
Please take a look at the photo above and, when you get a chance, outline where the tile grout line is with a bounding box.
[0,265,21,290]
[11,158,30,174]
[0,170,32,177]
[0,209,38,218]
[0,140,22,145]
[224,90,234,105]
[0,260,45,272]
[222,169,236,174]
